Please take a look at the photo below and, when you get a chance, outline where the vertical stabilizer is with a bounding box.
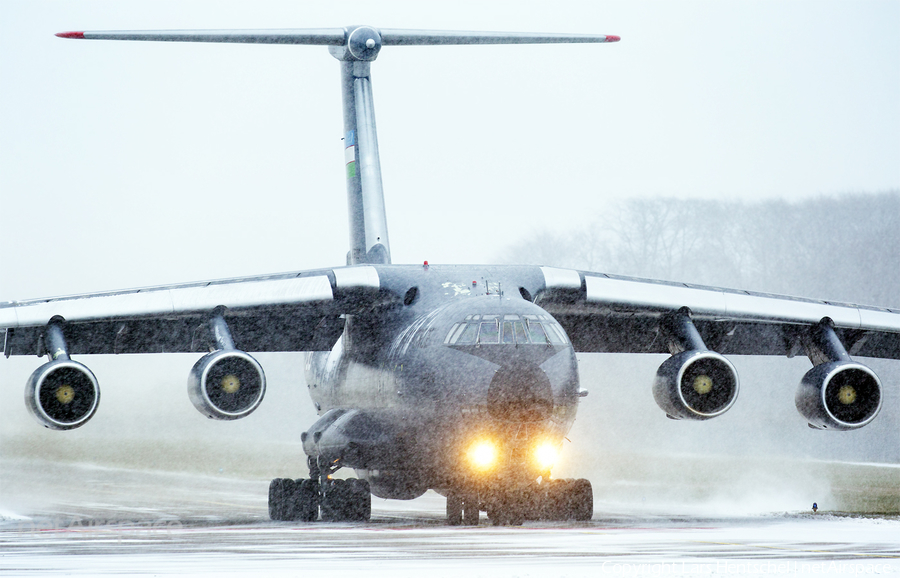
[331,26,391,265]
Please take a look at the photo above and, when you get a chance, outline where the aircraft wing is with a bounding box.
[1,266,389,357]
[534,267,900,360]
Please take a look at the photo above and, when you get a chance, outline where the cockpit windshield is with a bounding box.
[444,314,568,346]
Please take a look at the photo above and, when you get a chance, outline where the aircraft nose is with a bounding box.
[486,364,553,422]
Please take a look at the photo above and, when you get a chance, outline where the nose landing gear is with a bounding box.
[446,478,593,526]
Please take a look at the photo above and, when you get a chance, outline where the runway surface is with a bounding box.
[1,458,898,577]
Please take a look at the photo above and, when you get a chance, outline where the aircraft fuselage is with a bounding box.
[303,265,580,499]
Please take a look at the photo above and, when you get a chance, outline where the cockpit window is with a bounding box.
[514,321,528,343]
[445,323,465,344]
[502,321,515,344]
[526,320,548,344]
[454,323,479,344]
[446,314,567,346]
[544,322,567,344]
[479,321,500,343]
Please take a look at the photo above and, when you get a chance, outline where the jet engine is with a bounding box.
[188,349,266,420]
[653,350,740,420]
[25,359,100,430]
[795,318,883,431]
[652,308,739,421]
[795,361,882,430]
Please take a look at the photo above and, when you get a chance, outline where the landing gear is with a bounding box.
[268,457,371,522]
[449,478,593,526]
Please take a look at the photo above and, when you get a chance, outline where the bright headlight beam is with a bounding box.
[468,440,496,470]
[534,441,558,469]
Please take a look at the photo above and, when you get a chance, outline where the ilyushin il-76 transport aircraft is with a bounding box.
[2,26,899,526]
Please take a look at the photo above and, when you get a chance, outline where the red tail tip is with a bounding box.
[56,31,85,39]
[606,35,621,42]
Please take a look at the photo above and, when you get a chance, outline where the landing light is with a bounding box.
[534,441,559,470]
[468,440,497,471]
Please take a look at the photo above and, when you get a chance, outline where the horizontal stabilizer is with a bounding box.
[56,29,347,44]
[56,28,619,46]
[380,30,619,45]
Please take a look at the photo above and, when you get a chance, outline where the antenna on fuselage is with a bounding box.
[57,27,620,265]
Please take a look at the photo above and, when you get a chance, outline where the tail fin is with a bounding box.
[58,26,619,265]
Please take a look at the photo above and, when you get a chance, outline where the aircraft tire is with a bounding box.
[567,478,593,521]
[539,478,567,521]
[320,479,347,522]
[268,478,294,521]
[446,492,463,526]
[542,478,593,521]
[347,478,372,522]
[321,479,371,522]
[487,488,525,526]
[463,493,480,526]
[295,478,319,522]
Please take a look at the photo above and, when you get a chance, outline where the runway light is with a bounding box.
[534,441,559,470]
[468,440,497,471]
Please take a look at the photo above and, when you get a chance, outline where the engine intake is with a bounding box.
[188,349,266,420]
[795,361,882,430]
[25,359,100,430]
[653,350,739,420]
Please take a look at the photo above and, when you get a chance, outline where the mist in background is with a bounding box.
[501,192,900,309]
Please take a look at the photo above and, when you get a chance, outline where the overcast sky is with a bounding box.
[1,0,898,302]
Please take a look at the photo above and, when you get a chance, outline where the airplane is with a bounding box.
[2,25,898,526]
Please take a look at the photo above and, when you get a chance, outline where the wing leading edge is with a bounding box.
[535,266,900,360]
[1,266,387,356]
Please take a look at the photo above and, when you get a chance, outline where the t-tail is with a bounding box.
[57,26,620,265]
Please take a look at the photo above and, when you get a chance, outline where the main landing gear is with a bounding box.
[269,457,371,522]
[447,478,593,526]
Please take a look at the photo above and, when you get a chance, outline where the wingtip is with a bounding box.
[606,35,621,43]
[56,31,85,39]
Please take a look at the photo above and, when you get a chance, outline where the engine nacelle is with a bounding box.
[653,350,739,420]
[25,359,100,430]
[188,349,266,420]
[795,361,882,430]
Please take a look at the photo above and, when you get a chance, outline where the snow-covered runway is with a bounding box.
[3,510,898,576]
[1,459,897,577]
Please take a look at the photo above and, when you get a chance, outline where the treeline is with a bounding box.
[502,191,900,308]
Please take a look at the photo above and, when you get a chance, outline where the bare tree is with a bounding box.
[499,191,899,308]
